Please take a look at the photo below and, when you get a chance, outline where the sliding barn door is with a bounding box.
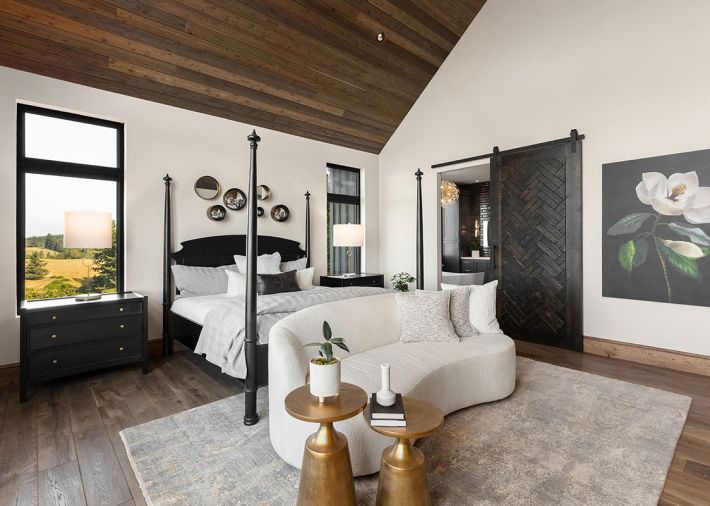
[490,140,582,350]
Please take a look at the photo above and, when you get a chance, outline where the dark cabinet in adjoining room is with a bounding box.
[441,182,490,274]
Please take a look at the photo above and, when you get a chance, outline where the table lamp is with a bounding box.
[333,223,363,277]
[64,211,112,301]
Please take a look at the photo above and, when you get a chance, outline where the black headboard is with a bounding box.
[171,234,306,267]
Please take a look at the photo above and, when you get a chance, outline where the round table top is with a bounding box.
[285,383,368,423]
[364,396,444,439]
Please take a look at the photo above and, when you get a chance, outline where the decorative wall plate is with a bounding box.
[257,185,271,200]
[256,206,265,217]
[207,204,226,221]
[194,175,220,200]
[271,204,290,222]
[223,188,246,210]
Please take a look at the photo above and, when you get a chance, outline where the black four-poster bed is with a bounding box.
[161,130,425,426]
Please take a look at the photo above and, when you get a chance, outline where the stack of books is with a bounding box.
[369,393,406,427]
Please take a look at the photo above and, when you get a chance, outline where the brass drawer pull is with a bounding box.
[51,334,57,339]
[119,307,124,312]
[52,359,59,364]
[120,324,125,329]
[51,315,57,320]
[119,346,124,351]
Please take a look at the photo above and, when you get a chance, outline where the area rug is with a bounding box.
[120,358,691,505]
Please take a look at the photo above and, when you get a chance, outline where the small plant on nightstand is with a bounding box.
[391,272,416,292]
[304,321,349,402]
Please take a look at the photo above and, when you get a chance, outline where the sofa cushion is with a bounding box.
[395,290,458,343]
[469,281,503,334]
[448,286,477,337]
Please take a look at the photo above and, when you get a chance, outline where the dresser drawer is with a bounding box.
[26,301,142,325]
[30,337,141,380]
[29,316,141,351]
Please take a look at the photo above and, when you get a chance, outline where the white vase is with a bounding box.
[376,364,396,406]
[309,360,341,402]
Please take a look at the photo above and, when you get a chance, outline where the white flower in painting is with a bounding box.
[636,171,710,224]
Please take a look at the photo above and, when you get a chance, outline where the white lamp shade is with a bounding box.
[64,211,112,249]
[333,224,364,247]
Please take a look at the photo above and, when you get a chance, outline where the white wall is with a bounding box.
[0,66,379,366]
[379,0,710,356]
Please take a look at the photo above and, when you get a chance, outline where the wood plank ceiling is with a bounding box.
[0,0,485,153]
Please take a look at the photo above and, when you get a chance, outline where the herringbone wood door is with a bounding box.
[490,142,582,350]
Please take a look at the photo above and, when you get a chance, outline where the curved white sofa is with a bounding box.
[268,293,516,476]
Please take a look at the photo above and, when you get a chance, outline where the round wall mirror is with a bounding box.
[207,205,226,221]
[256,184,271,200]
[256,206,265,217]
[195,176,220,200]
[224,188,246,210]
[270,204,290,222]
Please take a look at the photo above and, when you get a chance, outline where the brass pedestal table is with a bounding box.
[364,397,444,506]
[285,382,368,506]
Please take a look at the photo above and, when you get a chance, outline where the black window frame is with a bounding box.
[16,103,125,307]
[326,162,362,275]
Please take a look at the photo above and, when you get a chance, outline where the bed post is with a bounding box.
[162,174,173,357]
[415,169,424,289]
[244,130,261,426]
[305,191,311,268]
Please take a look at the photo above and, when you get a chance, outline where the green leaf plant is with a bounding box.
[303,321,350,365]
[391,272,416,292]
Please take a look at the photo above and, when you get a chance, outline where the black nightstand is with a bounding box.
[320,273,384,288]
[19,292,148,402]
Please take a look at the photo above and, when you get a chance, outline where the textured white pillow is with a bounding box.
[448,286,477,337]
[395,290,459,343]
[171,264,238,297]
[469,281,503,334]
[281,257,307,272]
[225,270,246,297]
[234,252,281,274]
[295,267,315,290]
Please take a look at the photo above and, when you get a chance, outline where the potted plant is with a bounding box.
[470,237,481,258]
[304,321,349,402]
[390,272,416,292]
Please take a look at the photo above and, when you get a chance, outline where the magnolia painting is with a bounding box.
[602,149,710,307]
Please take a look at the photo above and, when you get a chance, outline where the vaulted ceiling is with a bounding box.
[0,0,485,153]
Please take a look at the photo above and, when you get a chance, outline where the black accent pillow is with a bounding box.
[256,270,301,295]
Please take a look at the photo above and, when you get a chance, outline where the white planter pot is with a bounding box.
[309,360,341,401]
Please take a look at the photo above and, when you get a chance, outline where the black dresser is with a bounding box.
[320,273,384,288]
[19,292,148,402]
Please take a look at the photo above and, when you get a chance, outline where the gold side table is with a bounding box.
[364,397,444,506]
[285,382,368,506]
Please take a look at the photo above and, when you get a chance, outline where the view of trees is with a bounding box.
[24,222,117,300]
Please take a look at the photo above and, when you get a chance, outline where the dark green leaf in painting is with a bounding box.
[618,240,635,272]
[633,238,649,267]
[607,213,653,236]
[657,239,702,282]
[667,223,710,246]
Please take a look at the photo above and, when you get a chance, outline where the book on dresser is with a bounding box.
[370,393,406,427]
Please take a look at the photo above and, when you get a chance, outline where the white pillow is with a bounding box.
[395,290,459,343]
[295,267,315,290]
[468,281,503,334]
[234,252,281,274]
[281,257,307,272]
[171,264,238,297]
[225,270,246,297]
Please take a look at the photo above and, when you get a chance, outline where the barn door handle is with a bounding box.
[492,245,497,270]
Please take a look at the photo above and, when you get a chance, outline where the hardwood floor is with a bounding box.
[0,341,708,505]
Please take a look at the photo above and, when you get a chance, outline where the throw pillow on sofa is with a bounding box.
[395,290,459,343]
[448,286,477,337]
[469,280,503,334]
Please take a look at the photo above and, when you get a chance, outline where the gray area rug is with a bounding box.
[121,358,691,505]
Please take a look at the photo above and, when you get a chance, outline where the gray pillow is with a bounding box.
[281,257,307,272]
[448,286,477,337]
[256,270,301,295]
[171,264,238,296]
[395,290,459,343]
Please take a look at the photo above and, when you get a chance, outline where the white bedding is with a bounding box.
[171,294,230,325]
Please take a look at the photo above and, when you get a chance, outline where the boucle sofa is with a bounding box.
[268,292,516,476]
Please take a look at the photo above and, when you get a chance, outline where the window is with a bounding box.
[17,104,124,303]
[326,163,361,275]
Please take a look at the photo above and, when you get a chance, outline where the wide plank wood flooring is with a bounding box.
[0,341,708,505]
